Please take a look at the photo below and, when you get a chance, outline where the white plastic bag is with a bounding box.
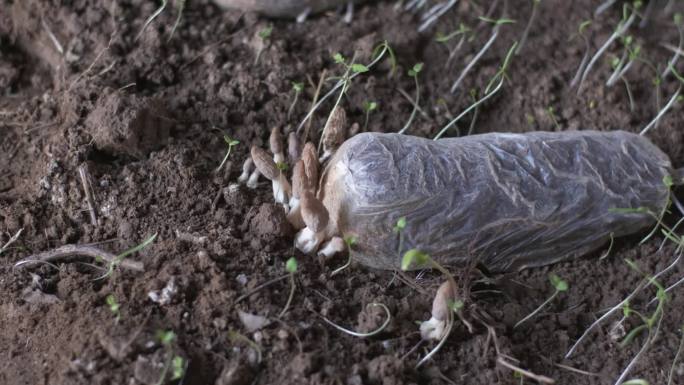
[320,131,677,272]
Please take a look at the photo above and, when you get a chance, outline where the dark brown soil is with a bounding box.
[2,1,684,384]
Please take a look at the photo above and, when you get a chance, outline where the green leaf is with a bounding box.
[449,299,464,312]
[401,249,430,271]
[344,236,357,247]
[292,82,304,92]
[286,257,298,273]
[258,26,272,39]
[549,273,568,292]
[364,101,378,112]
[276,162,289,171]
[157,330,176,345]
[393,217,407,233]
[106,295,119,312]
[351,63,369,73]
[579,20,592,34]
[171,356,185,380]
[333,53,346,64]
[408,62,423,77]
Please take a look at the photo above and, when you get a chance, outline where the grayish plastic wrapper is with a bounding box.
[321,131,675,272]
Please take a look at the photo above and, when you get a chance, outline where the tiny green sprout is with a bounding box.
[106,294,121,323]
[579,20,592,34]
[547,106,561,130]
[408,62,423,77]
[216,135,240,172]
[549,273,569,292]
[351,63,369,73]
[398,64,424,135]
[362,101,378,131]
[333,52,346,64]
[97,233,157,280]
[331,236,357,276]
[678,95,684,104]
[344,235,357,248]
[280,257,298,317]
[448,299,464,312]
[286,257,298,274]
[258,25,273,40]
[171,356,185,380]
[401,249,431,271]
[514,273,569,328]
[157,330,176,346]
[526,113,535,126]
[293,82,304,93]
[288,82,305,119]
[276,162,289,172]
[254,25,273,65]
[394,217,407,233]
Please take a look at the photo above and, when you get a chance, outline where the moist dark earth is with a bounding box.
[2,0,684,384]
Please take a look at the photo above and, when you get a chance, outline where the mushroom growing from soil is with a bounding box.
[295,191,329,253]
[420,280,457,340]
[251,146,291,205]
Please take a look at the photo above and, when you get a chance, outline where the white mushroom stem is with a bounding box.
[420,317,446,341]
[420,280,456,341]
[317,237,345,258]
[286,198,306,229]
[295,227,325,253]
[246,169,260,189]
[273,152,285,165]
[271,175,290,204]
[238,158,254,183]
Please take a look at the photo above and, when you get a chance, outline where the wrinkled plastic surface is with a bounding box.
[322,131,673,272]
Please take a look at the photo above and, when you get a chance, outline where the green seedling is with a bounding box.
[435,23,472,68]
[514,273,568,328]
[570,20,593,87]
[398,63,423,135]
[254,25,273,65]
[393,216,407,255]
[436,42,517,140]
[516,0,541,54]
[331,236,357,276]
[613,259,668,385]
[278,257,298,318]
[362,101,378,131]
[106,294,121,324]
[577,1,642,93]
[316,52,371,153]
[546,106,561,130]
[450,16,515,94]
[96,233,157,280]
[642,63,683,136]
[288,82,305,120]
[216,135,240,173]
[155,330,185,385]
[295,41,395,135]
